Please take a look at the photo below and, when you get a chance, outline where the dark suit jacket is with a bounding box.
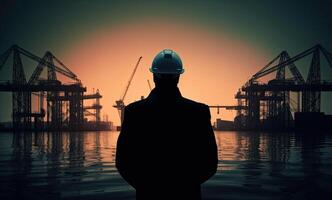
[116,87,218,199]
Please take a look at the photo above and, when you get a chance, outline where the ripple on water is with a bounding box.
[0,131,332,200]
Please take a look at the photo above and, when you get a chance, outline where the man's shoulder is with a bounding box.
[181,97,209,111]
[125,97,209,111]
[125,99,148,111]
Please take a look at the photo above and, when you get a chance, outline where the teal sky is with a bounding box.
[1,0,332,123]
[1,0,331,53]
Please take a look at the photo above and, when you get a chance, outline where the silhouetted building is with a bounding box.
[215,118,234,130]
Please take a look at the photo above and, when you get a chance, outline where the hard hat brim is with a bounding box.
[149,68,184,74]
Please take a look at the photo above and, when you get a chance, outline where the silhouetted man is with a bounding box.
[116,49,218,200]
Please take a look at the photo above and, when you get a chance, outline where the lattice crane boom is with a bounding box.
[114,56,142,124]
[250,44,319,83]
[8,45,81,83]
[120,56,142,102]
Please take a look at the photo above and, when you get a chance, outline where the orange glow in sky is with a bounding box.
[61,20,268,126]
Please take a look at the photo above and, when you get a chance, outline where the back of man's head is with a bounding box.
[153,74,179,89]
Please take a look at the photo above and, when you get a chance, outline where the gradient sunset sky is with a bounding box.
[1,0,332,125]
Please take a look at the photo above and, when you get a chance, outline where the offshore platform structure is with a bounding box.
[235,44,332,130]
[0,45,105,131]
[83,89,102,125]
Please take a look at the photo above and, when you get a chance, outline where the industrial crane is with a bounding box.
[147,79,152,91]
[0,45,82,129]
[28,51,80,84]
[114,56,142,124]
[246,44,332,85]
[0,45,80,83]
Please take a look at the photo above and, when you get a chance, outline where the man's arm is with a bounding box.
[198,105,218,184]
[115,106,137,188]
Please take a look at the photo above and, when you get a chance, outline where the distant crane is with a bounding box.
[113,56,142,124]
[147,79,152,91]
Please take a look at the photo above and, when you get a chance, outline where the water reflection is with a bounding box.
[215,132,293,163]
[0,131,331,200]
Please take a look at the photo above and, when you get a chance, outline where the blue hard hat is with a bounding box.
[150,49,184,74]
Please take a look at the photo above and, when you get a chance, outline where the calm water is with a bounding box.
[0,131,332,200]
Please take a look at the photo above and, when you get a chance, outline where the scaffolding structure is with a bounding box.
[235,44,332,130]
[0,45,108,131]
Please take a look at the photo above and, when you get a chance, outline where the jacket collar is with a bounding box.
[147,87,182,102]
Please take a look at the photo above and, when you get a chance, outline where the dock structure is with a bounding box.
[0,45,109,131]
[234,44,332,130]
